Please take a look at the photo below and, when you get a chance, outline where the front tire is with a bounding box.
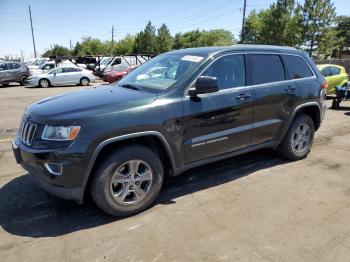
[39,78,50,88]
[80,77,90,86]
[91,145,164,217]
[277,114,315,161]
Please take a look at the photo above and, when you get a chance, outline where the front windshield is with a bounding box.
[112,64,129,72]
[100,57,112,66]
[118,53,204,92]
[33,59,46,66]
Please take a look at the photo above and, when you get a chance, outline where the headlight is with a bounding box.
[42,125,81,141]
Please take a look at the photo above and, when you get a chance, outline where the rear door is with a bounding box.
[183,54,254,163]
[247,53,297,145]
[0,63,10,83]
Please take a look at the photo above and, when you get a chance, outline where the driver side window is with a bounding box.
[201,54,246,90]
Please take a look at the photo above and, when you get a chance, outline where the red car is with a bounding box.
[103,64,138,83]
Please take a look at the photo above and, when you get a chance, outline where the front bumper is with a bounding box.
[11,139,88,202]
[26,78,39,86]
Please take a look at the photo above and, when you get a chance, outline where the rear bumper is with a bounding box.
[11,140,85,202]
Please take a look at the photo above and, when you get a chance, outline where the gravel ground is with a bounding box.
[0,84,350,262]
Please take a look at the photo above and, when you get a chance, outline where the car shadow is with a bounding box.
[0,149,286,238]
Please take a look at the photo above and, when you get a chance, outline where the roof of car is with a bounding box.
[317,64,344,69]
[167,44,300,57]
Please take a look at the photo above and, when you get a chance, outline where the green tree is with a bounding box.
[318,29,342,58]
[242,10,262,44]
[72,42,82,56]
[133,21,157,54]
[172,29,235,49]
[80,37,106,55]
[335,15,350,57]
[302,0,336,56]
[42,44,71,57]
[157,23,173,53]
[114,34,135,54]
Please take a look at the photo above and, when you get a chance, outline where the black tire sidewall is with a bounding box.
[278,114,315,160]
[20,75,28,86]
[91,145,164,217]
[80,77,90,86]
[39,79,49,88]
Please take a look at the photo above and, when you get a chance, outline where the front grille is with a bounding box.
[18,117,37,146]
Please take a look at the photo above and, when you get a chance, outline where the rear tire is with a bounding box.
[19,75,28,86]
[277,114,315,161]
[91,145,164,217]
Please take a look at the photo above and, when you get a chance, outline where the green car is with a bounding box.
[317,64,349,95]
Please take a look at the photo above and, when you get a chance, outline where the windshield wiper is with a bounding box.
[118,83,142,91]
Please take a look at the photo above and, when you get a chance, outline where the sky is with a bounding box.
[0,0,349,59]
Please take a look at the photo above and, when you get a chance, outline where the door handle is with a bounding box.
[236,93,251,101]
[285,86,296,92]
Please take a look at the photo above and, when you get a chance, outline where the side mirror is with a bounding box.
[188,76,219,97]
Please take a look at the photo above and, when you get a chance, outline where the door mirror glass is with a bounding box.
[189,76,219,97]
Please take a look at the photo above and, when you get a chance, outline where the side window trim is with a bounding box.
[184,52,316,96]
[185,52,248,95]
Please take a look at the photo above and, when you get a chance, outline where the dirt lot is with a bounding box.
[1,84,350,262]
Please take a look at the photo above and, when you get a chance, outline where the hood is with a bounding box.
[28,72,49,79]
[28,85,158,124]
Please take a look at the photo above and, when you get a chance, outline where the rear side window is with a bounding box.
[320,67,331,77]
[283,55,313,79]
[0,63,9,70]
[250,54,285,85]
[201,54,245,90]
[330,66,340,75]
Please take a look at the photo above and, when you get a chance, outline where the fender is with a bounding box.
[79,131,176,198]
[279,101,322,145]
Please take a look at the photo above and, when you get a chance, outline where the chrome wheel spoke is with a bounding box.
[137,170,152,182]
[116,187,129,200]
[113,172,129,184]
[109,159,153,206]
[128,160,140,177]
[134,186,146,200]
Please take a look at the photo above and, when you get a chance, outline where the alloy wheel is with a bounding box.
[109,160,153,205]
[291,123,311,154]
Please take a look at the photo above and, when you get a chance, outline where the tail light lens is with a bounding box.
[321,80,328,90]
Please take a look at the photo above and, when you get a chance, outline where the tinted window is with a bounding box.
[250,54,285,85]
[8,63,21,69]
[320,66,331,77]
[283,55,313,79]
[0,63,8,70]
[201,54,245,89]
[330,66,340,75]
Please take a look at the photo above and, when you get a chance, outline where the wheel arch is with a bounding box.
[81,131,176,198]
[294,103,321,131]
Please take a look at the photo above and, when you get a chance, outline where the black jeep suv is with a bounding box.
[12,45,327,216]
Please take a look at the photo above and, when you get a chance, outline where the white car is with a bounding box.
[26,67,96,88]
[30,61,56,76]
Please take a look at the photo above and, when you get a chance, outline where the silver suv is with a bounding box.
[0,62,29,86]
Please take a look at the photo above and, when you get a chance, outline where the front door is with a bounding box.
[182,54,254,164]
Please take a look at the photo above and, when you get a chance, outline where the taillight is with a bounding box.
[321,80,328,90]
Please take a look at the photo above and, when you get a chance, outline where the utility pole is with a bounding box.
[28,5,37,58]
[112,26,114,45]
[70,39,72,51]
[240,0,247,43]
